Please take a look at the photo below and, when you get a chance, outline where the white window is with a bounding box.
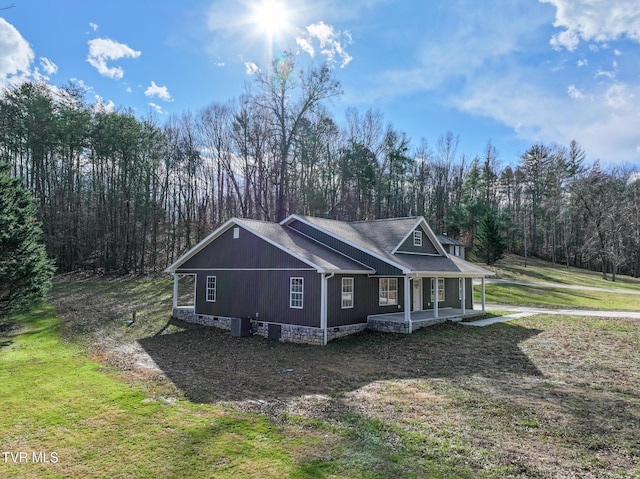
[341,277,354,309]
[454,245,460,256]
[290,277,304,309]
[413,230,423,247]
[233,227,240,239]
[431,278,445,302]
[206,276,216,302]
[379,278,398,306]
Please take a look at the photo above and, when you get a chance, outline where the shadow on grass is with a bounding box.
[139,319,544,403]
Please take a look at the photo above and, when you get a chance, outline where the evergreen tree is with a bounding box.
[0,162,55,316]
[474,209,506,265]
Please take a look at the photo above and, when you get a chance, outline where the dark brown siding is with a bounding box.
[326,275,406,326]
[178,225,312,270]
[287,220,403,276]
[188,269,321,327]
[396,226,439,254]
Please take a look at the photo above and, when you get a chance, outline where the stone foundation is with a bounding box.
[172,307,197,322]
[327,323,368,341]
[172,308,233,331]
[252,322,324,345]
[173,307,465,345]
[367,316,448,333]
[367,317,410,334]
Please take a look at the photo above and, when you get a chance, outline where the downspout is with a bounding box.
[321,273,334,345]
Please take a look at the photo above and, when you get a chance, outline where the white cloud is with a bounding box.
[577,59,588,67]
[89,23,99,32]
[244,62,259,75]
[148,102,166,114]
[595,69,616,79]
[295,36,314,57]
[567,85,585,100]
[205,0,357,68]
[0,18,34,88]
[297,21,352,67]
[454,71,640,164]
[93,95,115,113]
[86,38,141,79]
[39,57,58,75]
[144,81,173,101]
[541,0,640,50]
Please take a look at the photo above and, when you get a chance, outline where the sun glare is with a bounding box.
[252,0,289,37]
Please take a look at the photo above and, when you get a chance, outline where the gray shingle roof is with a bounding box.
[436,234,466,246]
[290,215,492,276]
[296,216,420,258]
[237,218,373,273]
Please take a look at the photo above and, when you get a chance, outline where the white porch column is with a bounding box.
[404,276,412,333]
[320,273,328,345]
[172,274,178,309]
[481,277,486,312]
[433,277,439,318]
[461,278,466,315]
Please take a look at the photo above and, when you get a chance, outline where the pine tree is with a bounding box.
[474,209,506,265]
[0,162,55,316]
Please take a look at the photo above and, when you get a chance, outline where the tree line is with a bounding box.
[1,55,638,279]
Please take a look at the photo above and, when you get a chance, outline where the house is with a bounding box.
[436,234,467,259]
[165,215,494,345]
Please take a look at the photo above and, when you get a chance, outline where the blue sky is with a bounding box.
[2,0,640,167]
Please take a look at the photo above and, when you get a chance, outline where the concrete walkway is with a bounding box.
[462,303,640,327]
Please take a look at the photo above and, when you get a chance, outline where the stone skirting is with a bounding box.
[172,308,233,331]
[173,307,464,344]
[327,323,368,341]
[172,307,197,322]
[367,316,448,333]
[252,322,324,345]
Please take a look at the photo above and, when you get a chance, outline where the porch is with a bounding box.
[367,308,486,334]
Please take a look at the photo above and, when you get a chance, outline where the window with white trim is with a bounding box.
[431,278,445,302]
[413,230,423,246]
[290,277,304,309]
[379,278,398,306]
[206,276,216,302]
[341,277,354,309]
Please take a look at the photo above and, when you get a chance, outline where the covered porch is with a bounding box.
[369,274,489,334]
[367,307,486,334]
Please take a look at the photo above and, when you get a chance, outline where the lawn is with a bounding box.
[486,254,640,291]
[478,283,640,311]
[1,277,639,478]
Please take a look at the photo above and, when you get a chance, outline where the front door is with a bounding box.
[412,279,422,311]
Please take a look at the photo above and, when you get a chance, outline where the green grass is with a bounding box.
[487,254,640,291]
[2,272,640,478]
[478,283,640,311]
[0,305,349,478]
